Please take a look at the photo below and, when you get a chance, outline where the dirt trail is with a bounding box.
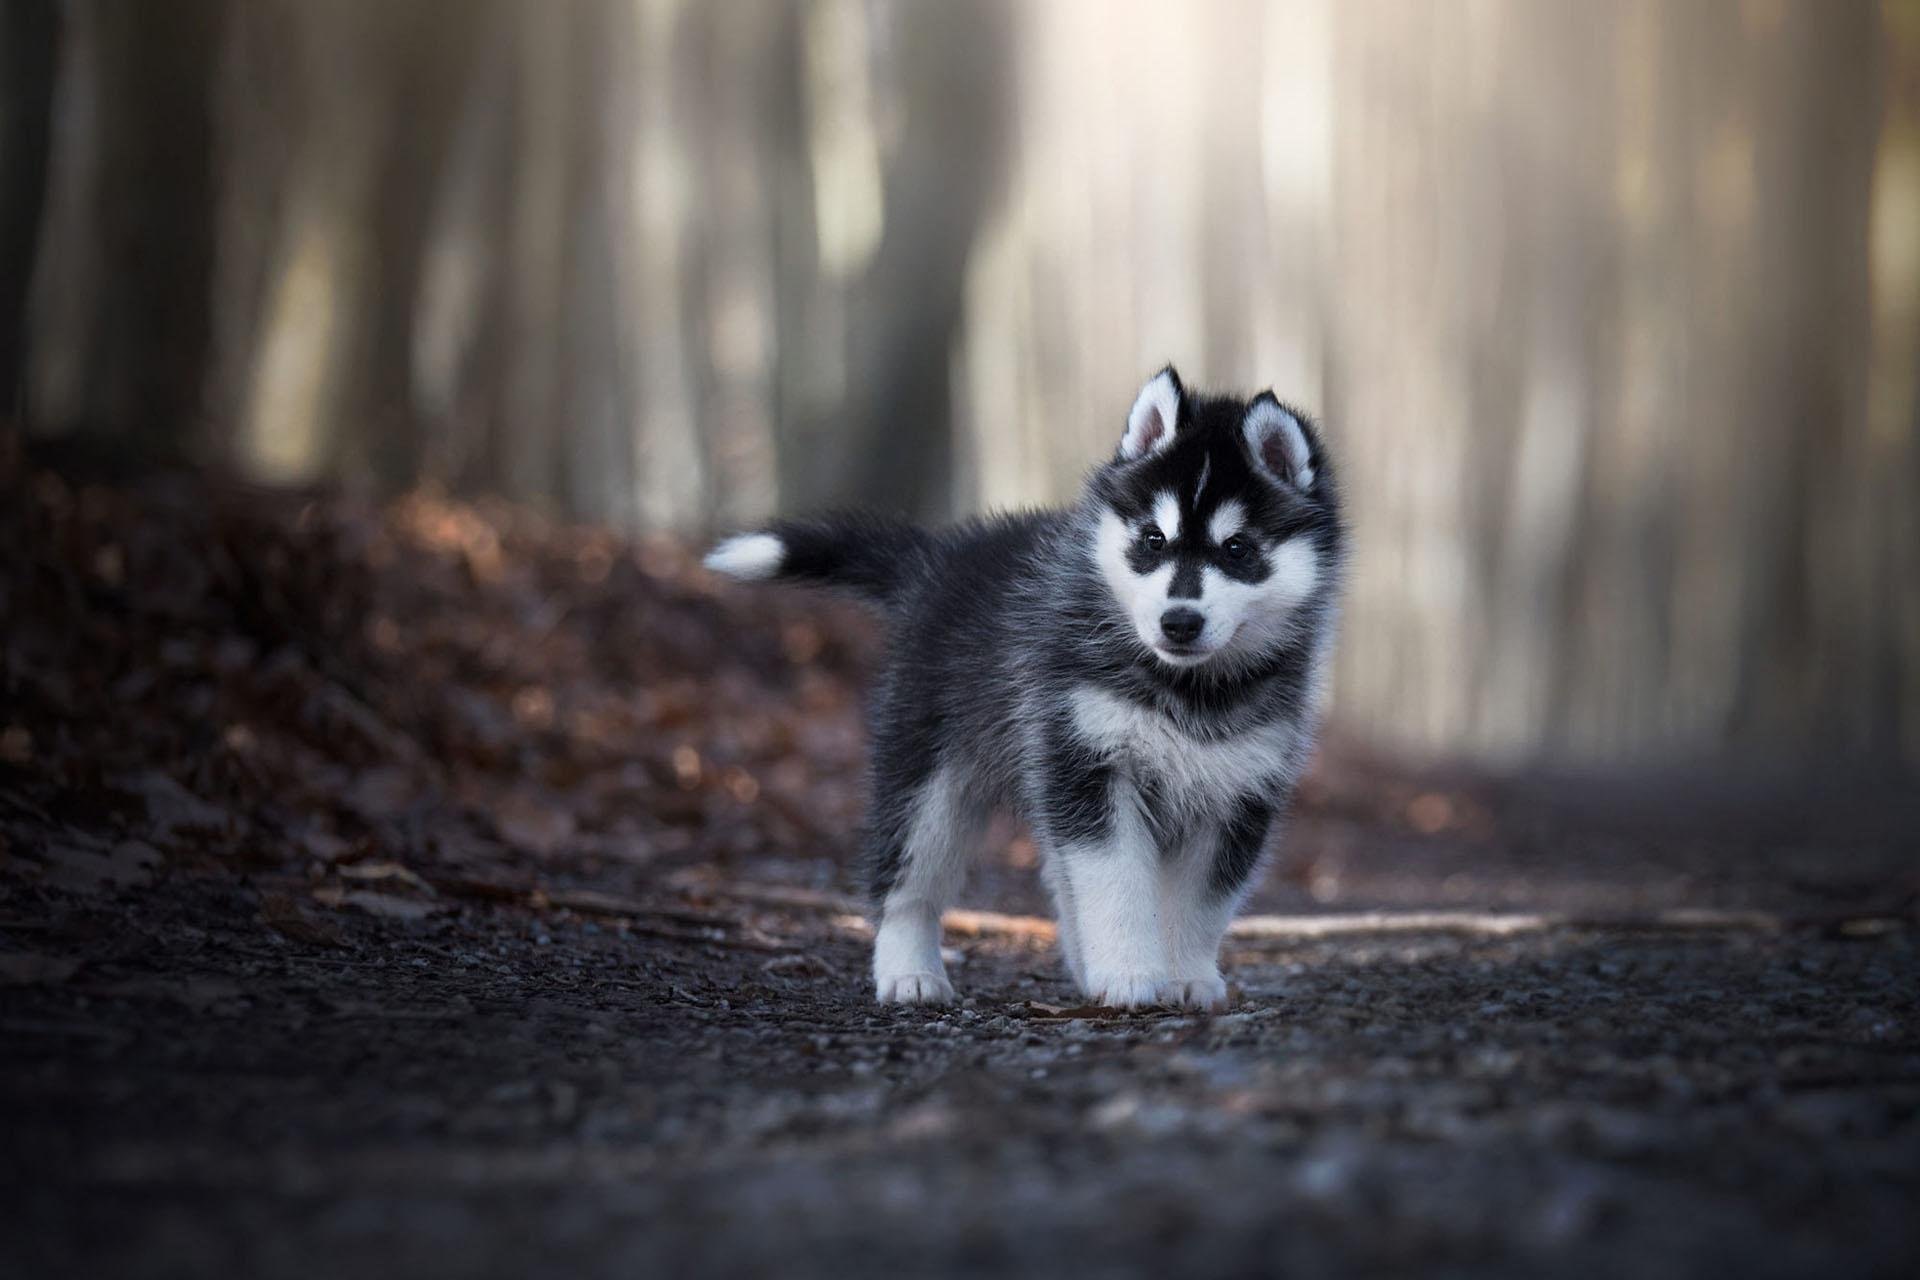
[3,463,1916,1277]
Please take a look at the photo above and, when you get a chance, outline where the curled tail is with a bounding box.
[704,512,935,608]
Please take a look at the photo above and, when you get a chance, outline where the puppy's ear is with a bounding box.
[1119,366,1184,461]
[1242,393,1317,491]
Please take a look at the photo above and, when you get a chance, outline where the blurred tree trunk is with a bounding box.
[427,0,637,521]
[803,0,1013,520]
[490,0,585,508]
[0,0,57,420]
[64,0,226,451]
[552,1,637,525]
[204,1,303,471]
[1863,0,1920,763]
[668,0,780,527]
[326,0,491,491]
[431,11,522,502]
[1727,1,1883,752]
[765,0,826,525]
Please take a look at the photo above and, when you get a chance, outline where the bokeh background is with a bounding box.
[6,0,1918,771]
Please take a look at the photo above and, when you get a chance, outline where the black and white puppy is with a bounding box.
[707,367,1345,1008]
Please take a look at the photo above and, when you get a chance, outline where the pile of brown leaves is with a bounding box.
[8,436,1914,942]
[0,439,881,922]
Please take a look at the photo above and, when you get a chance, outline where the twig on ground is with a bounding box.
[679,882,1911,945]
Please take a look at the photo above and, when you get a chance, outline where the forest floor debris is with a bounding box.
[2,451,1917,1278]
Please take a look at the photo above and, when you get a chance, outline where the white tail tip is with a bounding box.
[704,532,785,581]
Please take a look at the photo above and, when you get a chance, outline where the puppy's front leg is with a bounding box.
[1057,787,1168,1008]
[1159,798,1272,1010]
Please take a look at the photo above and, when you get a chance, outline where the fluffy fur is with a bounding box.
[705,367,1346,1009]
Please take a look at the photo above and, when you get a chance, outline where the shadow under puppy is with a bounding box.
[707,367,1346,1008]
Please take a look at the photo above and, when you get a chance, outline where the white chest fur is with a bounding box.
[1067,684,1301,815]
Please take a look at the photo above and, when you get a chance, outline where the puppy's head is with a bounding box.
[1089,366,1342,672]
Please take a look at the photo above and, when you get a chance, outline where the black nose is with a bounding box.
[1160,608,1204,646]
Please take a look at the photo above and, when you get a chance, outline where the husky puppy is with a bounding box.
[706,367,1345,1008]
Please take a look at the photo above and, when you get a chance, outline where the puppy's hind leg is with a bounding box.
[1039,853,1085,990]
[866,764,984,1005]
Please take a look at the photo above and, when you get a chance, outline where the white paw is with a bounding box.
[875,971,955,1005]
[1088,972,1166,1009]
[1159,974,1229,1010]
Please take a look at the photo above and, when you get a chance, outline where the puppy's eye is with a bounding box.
[1138,525,1166,552]
[1222,534,1253,562]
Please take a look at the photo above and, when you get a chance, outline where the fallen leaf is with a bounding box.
[1407,791,1456,834]
[0,953,82,986]
[342,766,419,822]
[114,771,231,838]
[312,885,446,920]
[492,791,577,857]
[112,840,162,878]
[1834,917,1903,939]
[761,953,839,979]
[0,725,31,764]
[298,828,352,863]
[541,886,655,917]
[1022,1000,1146,1021]
[41,839,160,891]
[260,891,346,947]
[337,859,437,895]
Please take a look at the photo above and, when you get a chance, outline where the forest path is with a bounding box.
[2,465,1916,1277]
[4,863,1917,1279]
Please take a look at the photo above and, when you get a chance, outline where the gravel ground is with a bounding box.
[4,829,1917,1280]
